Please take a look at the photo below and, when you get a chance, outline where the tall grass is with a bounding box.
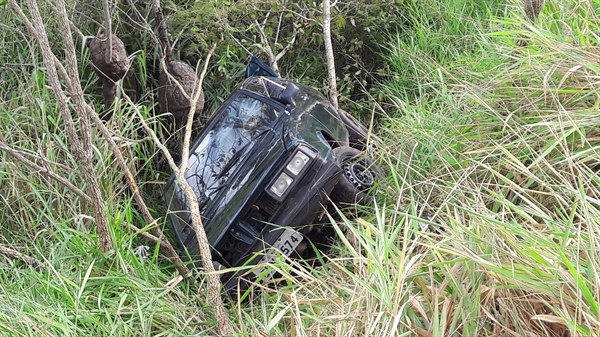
[2,0,600,336]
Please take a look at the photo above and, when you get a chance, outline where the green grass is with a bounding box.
[2,0,600,335]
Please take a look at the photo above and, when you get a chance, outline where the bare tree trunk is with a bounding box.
[524,0,544,22]
[9,0,114,252]
[133,39,232,334]
[323,0,339,109]
[176,46,231,335]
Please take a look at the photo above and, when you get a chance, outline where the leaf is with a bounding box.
[335,15,346,29]
[531,315,567,325]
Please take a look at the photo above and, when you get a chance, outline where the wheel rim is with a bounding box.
[343,160,375,190]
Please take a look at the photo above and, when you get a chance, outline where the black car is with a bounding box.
[164,57,382,294]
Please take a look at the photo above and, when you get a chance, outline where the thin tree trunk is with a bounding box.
[323,0,338,109]
[11,0,114,253]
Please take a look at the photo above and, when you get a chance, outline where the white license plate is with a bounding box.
[252,228,303,281]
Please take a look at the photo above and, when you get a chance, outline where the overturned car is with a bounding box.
[164,58,382,294]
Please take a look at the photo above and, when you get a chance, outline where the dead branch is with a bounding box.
[0,244,44,271]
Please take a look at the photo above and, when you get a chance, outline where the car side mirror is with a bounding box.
[280,83,300,106]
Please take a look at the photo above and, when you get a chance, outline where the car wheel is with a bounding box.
[330,146,383,206]
[338,109,375,151]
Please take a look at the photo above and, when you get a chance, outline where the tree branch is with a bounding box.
[126,41,231,334]
[102,0,113,63]
[177,43,232,336]
[0,142,92,204]
[274,22,297,64]
[253,18,277,71]
[0,244,44,271]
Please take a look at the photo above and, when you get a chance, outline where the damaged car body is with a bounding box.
[164,57,382,295]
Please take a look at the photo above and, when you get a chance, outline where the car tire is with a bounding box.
[338,109,372,151]
[330,146,383,206]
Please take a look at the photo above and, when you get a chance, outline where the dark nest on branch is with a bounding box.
[158,60,205,127]
[87,33,131,120]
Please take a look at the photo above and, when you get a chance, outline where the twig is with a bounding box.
[274,22,297,64]
[127,221,179,256]
[42,0,85,41]
[0,142,92,204]
[0,244,44,271]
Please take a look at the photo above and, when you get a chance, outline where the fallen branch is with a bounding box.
[0,244,44,271]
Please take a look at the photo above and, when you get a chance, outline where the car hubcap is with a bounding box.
[343,161,375,190]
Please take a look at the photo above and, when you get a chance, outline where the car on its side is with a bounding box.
[164,57,382,295]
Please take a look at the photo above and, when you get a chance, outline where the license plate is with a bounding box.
[252,228,303,281]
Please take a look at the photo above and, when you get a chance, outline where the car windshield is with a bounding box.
[175,94,278,211]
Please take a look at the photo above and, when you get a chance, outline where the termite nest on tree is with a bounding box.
[87,33,130,120]
[155,3,204,128]
[158,60,204,127]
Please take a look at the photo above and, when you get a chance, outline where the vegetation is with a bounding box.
[1,0,600,335]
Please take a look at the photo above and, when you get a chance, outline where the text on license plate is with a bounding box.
[252,228,303,280]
